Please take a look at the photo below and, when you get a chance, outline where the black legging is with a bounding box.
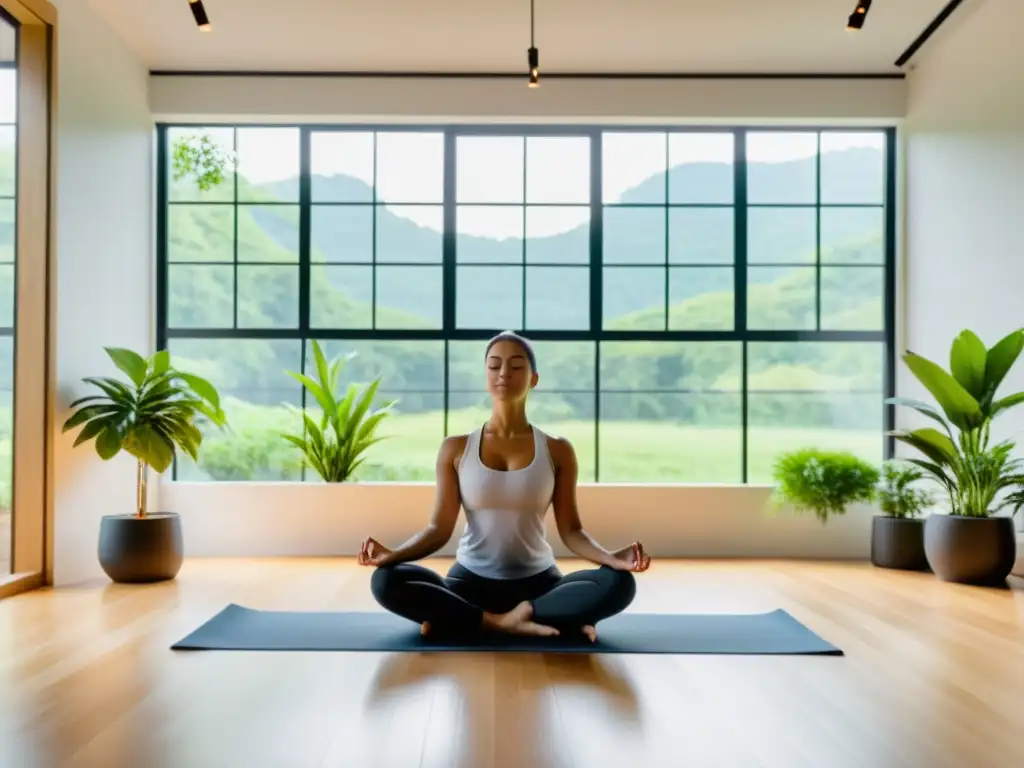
[370,561,636,636]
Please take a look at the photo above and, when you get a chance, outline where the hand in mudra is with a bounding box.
[611,542,651,572]
[358,537,392,567]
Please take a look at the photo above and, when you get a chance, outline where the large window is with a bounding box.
[158,124,894,484]
[1,0,55,594]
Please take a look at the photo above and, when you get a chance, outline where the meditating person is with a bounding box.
[358,330,650,642]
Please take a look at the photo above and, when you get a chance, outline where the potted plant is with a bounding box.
[871,461,932,571]
[62,347,226,582]
[771,448,880,524]
[890,329,1024,585]
[281,341,397,481]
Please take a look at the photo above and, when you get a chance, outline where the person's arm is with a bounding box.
[360,436,465,567]
[548,436,649,571]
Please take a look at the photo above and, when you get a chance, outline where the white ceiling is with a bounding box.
[89,0,956,74]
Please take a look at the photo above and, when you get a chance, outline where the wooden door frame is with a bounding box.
[0,0,56,600]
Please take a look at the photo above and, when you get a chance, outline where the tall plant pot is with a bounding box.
[98,512,184,583]
[924,515,1016,586]
[871,517,929,571]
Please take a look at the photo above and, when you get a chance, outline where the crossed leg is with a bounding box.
[529,566,637,638]
[371,562,636,641]
[370,563,483,636]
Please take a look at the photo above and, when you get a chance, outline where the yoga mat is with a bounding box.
[172,604,842,655]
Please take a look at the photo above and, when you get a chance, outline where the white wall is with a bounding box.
[901,0,1024,554]
[51,0,154,585]
[149,74,906,124]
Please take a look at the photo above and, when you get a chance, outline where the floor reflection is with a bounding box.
[360,650,644,768]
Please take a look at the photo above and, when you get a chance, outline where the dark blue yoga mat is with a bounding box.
[172,604,842,655]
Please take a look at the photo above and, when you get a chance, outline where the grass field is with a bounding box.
[179,403,883,484]
[371,407,881,483]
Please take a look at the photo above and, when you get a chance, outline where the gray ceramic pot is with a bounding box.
[871,517,929,571]
[923,514,1016,586]
[98,512,183,583]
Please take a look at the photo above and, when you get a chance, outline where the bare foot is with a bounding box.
[483,602,560,637]
[582,625,597,643]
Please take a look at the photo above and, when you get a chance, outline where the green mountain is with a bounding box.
[165,147,885,405]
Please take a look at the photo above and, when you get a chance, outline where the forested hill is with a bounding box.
[162,146,885,409]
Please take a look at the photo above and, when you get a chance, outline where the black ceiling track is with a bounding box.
[894,0,966,67]
[149,69,905,80]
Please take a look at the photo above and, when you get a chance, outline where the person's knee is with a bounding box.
[369,564,401,604]
[601,566,637,610]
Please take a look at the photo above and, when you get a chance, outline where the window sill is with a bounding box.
[0,572,45,600]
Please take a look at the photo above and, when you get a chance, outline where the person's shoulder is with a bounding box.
[438,433,471,464]
[544,433,577,465]
[440,433,470,454]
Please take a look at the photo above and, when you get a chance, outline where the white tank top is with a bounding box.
[454,425,557,579]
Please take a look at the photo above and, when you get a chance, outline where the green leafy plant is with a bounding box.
[61,348,226,517]
[771,448,880,524]
[876,461,932,519]
[889,329,1024,518]
[281,341,397,482]
[171,133,234,192]
[1004,484,1024,520]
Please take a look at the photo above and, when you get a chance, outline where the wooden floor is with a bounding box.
[1,558,1023,768]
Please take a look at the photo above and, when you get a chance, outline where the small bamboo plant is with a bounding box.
[61,347,226,517]
[281,340,397,482]
[875,461,933,519]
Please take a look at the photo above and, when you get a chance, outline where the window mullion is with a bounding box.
[590,129,603,482]
[298,127,311,483]
[815,131,822,331]
[735,129,749,482]
[734,128,747,334]
[442,130,457,437]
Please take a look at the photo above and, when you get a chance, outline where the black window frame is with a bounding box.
[155,122,897,483]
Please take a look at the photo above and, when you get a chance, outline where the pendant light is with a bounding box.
[527,0,539,87]
[189,0,212,32]
[846,0,871,31]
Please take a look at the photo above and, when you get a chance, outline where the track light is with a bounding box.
[846,0,871,31]
[189,0,211,31]
[526,0,539,87]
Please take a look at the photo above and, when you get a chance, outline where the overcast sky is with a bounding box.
[165,119,884,240]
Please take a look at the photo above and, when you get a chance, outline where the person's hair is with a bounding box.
[484,331,538,372]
